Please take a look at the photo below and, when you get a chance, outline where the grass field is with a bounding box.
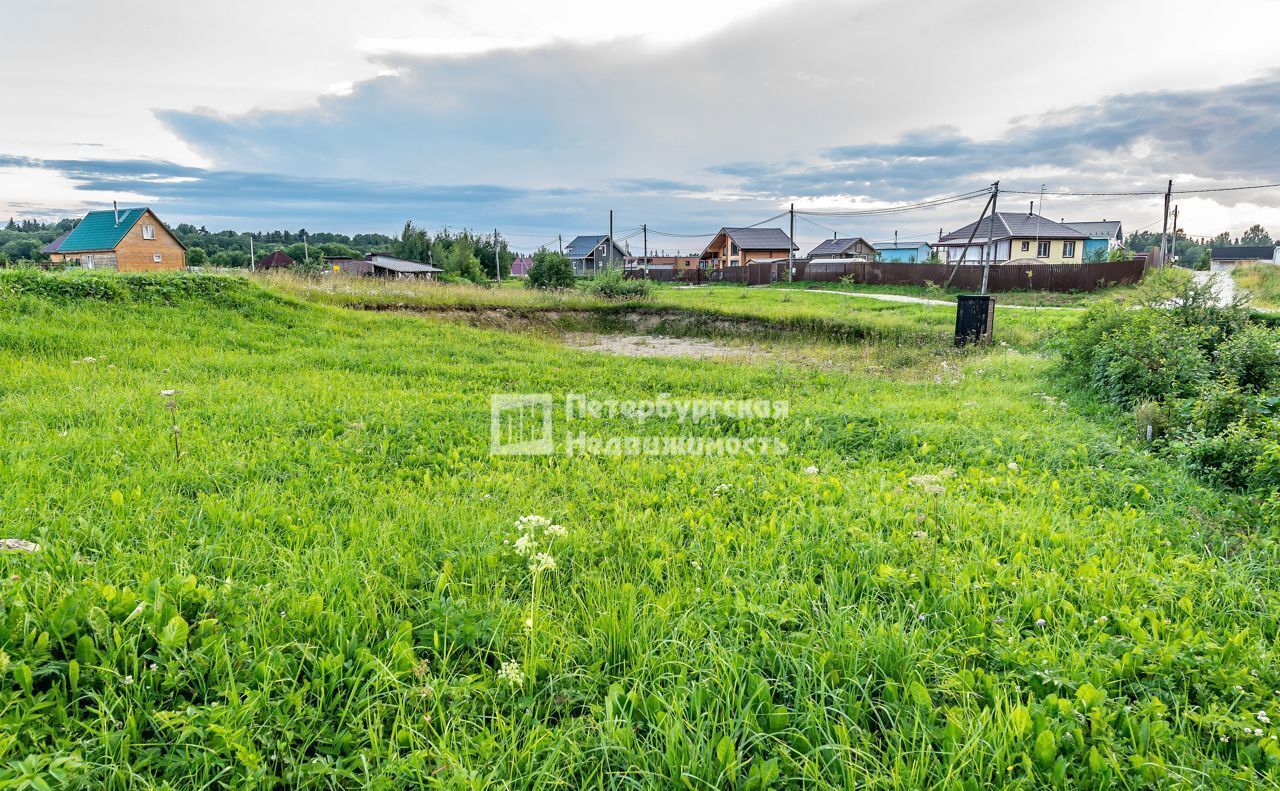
[1234,264,1280,309]
[2,271,1278,787]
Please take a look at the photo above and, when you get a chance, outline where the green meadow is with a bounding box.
[1,271,1278,788]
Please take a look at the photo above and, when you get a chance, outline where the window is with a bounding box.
[1036,241,1051,258]
[1062,241,1076,258]
[153,253,163,263]
[142,224,156,240]
[83,255,94,269]
[1021,241,1030,252]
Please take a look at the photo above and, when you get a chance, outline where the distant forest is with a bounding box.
[0,217,515,281]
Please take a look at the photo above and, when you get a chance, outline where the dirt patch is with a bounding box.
[567,333,753,359]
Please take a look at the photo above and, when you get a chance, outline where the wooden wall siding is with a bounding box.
[791,259,1148,292]
[113,210,186,272]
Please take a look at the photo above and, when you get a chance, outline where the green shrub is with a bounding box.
[581,268,652,300]
[1179,421,1275,491]
[1134,400,1168,443]
[1216,322,1280,392]
[526,250,576,290]
[1089,312,1210,407]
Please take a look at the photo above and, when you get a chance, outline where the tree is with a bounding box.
[186,247,208,266]
[444,236,485,283]
[1241,224,1273,246]
[526,249,575,289]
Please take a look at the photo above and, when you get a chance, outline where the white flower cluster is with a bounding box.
[498,660,525,688]
[511,515,567,573]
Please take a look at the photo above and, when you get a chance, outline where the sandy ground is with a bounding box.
[568,333,750,359]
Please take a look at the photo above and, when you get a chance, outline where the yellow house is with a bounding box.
[934,211,1089,265]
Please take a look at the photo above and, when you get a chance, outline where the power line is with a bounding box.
[794,189,990,217]
[1004,182,1280,197]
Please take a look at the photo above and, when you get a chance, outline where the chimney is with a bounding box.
[1029,201,1034,216]
[113,201,120,225]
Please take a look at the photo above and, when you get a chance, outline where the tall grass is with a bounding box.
[0,271,1276,787]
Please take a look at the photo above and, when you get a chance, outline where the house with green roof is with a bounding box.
[49,205,186,272]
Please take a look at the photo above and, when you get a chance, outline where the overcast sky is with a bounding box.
[5,0,1280,252]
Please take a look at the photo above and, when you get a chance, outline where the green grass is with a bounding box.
[769,280,1139,308]
[1,271,1279,787]
[1234,264,1280,310]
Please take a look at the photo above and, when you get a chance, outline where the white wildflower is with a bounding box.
[529,552,556,573]
[803,465,820,476]
[159,389,177,397]
[1035,618,1046,627]
[516,515,551,533]
[911,530,928,539]
[513,533,537,557]
[122,674,134,685]
[1258,711,1271,724]
[1007,462,1020,471]
[498,660,525,688]
[544,524,567,538]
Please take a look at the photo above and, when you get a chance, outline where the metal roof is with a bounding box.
[938,212,1087,244]
[57,208,149,253]
[1064,220,1123,239]
[1210,246,1276,260]
[807,237,873,257]
[370,256,443,273]
[564,235,625,259]
[41,230,72,255]
[255,251,294,268]
[722,227,797,251]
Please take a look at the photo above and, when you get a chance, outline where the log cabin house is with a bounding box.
[48,205,186,272]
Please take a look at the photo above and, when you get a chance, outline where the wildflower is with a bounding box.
[498,660,525,688]
[122,674,134,685]
[1256,728,1265,737]
[911,530,928,539]
[1007,462,1020,471]
[1099,615,1108,623]
[529,552,556,573]
[1221,735,1230,743]
[544,524,567,538]
[524,618,533,630]
[917,614,926,622]
[1258,711,1271,724]
[516,515,551,532]
[159,389,177,397]
[513,534,537,556]
[1035,618,1046,627]
[149,663,158,671]
[803,465,819,476]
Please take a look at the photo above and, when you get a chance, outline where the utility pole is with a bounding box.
[249,234,255,272]
[608,210,614,274]
[494,228,502,284]
[1170,205,1179,266]
[303,231,309,265]
[642,223,648,263]
[558,234,563,255]
[788,202,795,282]
[1160,179,1173,269]
[981,181,999,295]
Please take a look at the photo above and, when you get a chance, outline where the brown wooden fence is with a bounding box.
[792,259,1147,292]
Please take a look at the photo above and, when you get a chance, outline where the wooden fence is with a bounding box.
[792,258,1148,292]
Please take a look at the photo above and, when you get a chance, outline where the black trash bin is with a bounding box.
[954,294,996,347]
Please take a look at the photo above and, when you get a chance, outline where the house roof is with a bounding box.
[56,207,151,253]
[41,230,72,255]
[722,227,798,251]
[371,257,443,273]
[877,242,933,250]
[938,212,1088,244]
[1064,221,1123,239]
[564,235,624,259]
[808,237,874,257]
[1211,246,1276,260]
[255,251,294,268]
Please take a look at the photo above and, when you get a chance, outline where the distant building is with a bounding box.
[565,235,627,276]
[1064,220,1125,260]
[254,250,294,270]
[627,255,701,272]
[1210,246,1279,271]
[807,237,875,260]
[41,230,72,258]
[700,228,797,270]
[329,252,443,279]
[875,242,935,263]
[510,256,533,276]
[935,212,1088,265]
[47,205,186,272]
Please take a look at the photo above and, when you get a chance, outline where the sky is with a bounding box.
[5,0,1280,254]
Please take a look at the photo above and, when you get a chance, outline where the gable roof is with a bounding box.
[938,212,1087,244]
[808,237,874,257]
[57,207,150,253]
[1064,220,1123,239]
[1211,246,1276,260]
[42,230,73,255]
[370,257,443,273]
[255,250,294,268]
[564,235,625,259]
[721,227,797,251]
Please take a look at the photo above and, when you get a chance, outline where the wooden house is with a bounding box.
[47,205,186,272]
[699,227,797,270]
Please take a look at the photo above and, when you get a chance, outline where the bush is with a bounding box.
[1217,322,1280,392]
[1179,421,1275,491]
[526,250,576,290]
[581,268,652,300]
[1088,312,1210,407]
